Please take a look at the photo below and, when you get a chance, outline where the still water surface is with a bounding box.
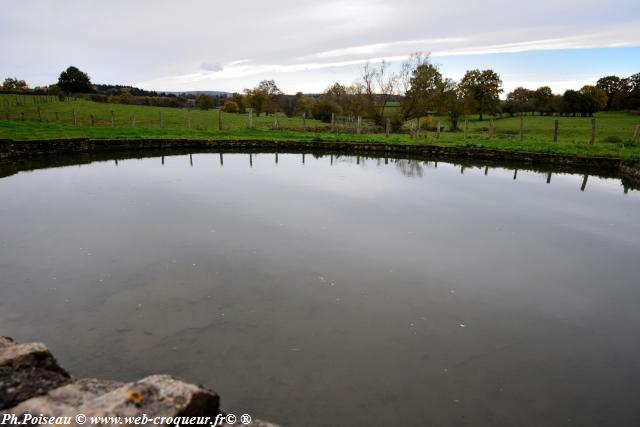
[1,151,640,426]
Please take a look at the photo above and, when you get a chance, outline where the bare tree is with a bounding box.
[361,60,399,125]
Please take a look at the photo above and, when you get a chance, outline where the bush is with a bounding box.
[222,100,239,113]
[312,99,342,122]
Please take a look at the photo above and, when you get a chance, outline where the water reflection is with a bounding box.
[1,150,639,426]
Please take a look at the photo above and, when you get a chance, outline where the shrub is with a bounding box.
[222,100,239,113]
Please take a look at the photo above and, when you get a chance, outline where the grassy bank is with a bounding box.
[2,119,640,161]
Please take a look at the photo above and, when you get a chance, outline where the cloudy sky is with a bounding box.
[1,0,639,95]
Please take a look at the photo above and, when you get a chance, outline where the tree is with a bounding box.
[458,69,503,120]
[533,86,554,115]
[578,85,607,116]
[244,80,283,116]
[562,89,581,116]
[596,75,623,111]
[402,61,443,119]
[361,60,399,125]
[612,73,640,110]
[437,78,465,131]
[2,77,28,91]
[195,94,213,110]
[504,87,534,116]
[58,66,93,93]
[222,100,239,113]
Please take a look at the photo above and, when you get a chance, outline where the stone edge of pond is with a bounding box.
[0,337,279,427]
[1,137,639,184]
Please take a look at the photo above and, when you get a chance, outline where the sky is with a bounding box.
[1,0,639,95]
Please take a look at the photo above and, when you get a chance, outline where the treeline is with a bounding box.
[3,61,639,130]
[503,74,640,117]
[0,67,230,109]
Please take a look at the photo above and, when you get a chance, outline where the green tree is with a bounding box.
[402,62,443,119]
[596,75,623,111]
[195,94,213,110]
[579,85,607,116]
[504,87,534,116]
[58,66,93,93]
[437,78,465,131]
[533,86,554,115]
[458,69,503,120]
[2,77,28,91]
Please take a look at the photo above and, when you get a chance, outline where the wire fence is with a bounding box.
[1,94,639,144]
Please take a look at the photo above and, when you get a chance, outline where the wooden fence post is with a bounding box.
[415,117,420,139]
[302,112,307,131]
[553,119,559,143]
[111,111,115,128]
[217,109,223,130]
[37,106,41,121]
[73,109,77,126]
[464,119,468,140]
[20,112,25,121]
[188,112,192,130]
[437,121,441,139]
[90,115,95,126]
[132,115,136,128]
[331,113,335,132]
[589,118,596,145]
[489,119,494,137]
[357,116,362,134]
[632,124,640,145]
[273,112,279,130]
[519,116,524,142]
[385,118,390,137]
[248,109,253,129]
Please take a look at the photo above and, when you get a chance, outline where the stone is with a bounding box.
[0,337,68,374]
[9,375,220,419]
[0,337,71,409]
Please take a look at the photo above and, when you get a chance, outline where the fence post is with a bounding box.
[159,111,164,128]
[632,124,640,145]
[90,115,95,126]
[73,109,77,126]
[132,115,136,128]
[589,118,596,145]
[20,112,25,121]
[55,112,59,122]
[218,109,223,130]
[111,111,115,128]
[357,116,362,134]
[273,112,279,130]
[553,119,559,143]
[464,119,468,140]
[248,108,253,129]
[302,112,307,131]
[385,118,390,137]
[37,106,41,121]
[489,119,494,137]
[188,112,192,130]
[331,113,335,132]
[519,116,524,142]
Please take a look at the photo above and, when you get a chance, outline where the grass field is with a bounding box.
[0,94,325,131]
[1,94,640,161]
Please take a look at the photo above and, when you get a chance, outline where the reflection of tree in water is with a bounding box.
[395,159,424,177]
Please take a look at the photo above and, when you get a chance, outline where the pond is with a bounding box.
[1,150,639,426]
